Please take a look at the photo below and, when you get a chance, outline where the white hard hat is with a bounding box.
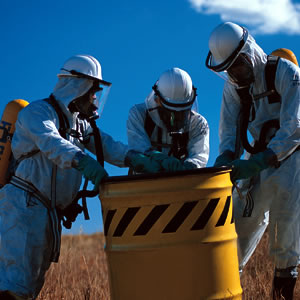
[153,68,197,112]
[58,55,111,86]
[206,22,249,72]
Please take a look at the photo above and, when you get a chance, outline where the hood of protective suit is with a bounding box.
[145,90,168,130]
[52,77,93,112]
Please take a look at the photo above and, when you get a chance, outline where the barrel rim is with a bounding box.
[102,166,231,183]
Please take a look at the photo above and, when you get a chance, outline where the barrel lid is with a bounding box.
[103,166,231,183]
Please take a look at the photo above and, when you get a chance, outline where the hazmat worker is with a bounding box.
[205,22,300,300]
[126,67,209,173]
[0,54,157,300]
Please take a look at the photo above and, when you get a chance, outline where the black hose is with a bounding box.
[62,116,105,229]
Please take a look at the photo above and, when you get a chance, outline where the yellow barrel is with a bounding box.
[99,167,242,300]
[0,99,29,187]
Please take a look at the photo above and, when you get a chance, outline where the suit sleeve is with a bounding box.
[127,104,152,153]
[184,114,209,168]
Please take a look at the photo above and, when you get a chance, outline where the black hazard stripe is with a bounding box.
[104,196,232,237]
[216,195,232,227]
[191,198,219,230]
[113,207,140,237]
[104,209,116,236]
[134,204,169,236]
[162,201,198,233]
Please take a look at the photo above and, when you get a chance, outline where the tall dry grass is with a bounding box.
[38,232,300,300]
[38,234,110,300]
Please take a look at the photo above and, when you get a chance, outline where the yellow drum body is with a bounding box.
[0,99,29,187]
[99,168,242,300]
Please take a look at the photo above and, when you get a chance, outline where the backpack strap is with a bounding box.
[12,95,70,168]
[45,95,70,139]
[144,111,162,151]
[144,111,156,139]
[265,55,281,104]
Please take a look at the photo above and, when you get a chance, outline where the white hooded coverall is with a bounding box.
[218,34,300,271]
[0,77,128,298]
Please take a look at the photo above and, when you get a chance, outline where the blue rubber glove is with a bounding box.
[146,150,189,172]
[231,149,278,181]
[125,150,161,173]
[214,150,235,167]
[76,154,108,191]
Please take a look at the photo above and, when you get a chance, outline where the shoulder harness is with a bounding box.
[144,111,189,160]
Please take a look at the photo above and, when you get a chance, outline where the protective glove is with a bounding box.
[125,150,161,173]
[182,161,198,170]
[230,149,278,181]
[75,154,108,191]
[146,150,190,172]
[214,150,235,167]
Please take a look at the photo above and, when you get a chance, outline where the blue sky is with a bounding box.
[1,0,300,234]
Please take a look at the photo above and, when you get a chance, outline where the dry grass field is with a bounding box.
[37,232,300,300]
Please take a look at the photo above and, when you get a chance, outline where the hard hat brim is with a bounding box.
[58,69,112,87]
[152,84,197,112]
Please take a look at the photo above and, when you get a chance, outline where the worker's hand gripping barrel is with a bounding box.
[99,167,242,300]
[0,99,29,187]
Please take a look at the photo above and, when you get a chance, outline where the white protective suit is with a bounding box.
[127,91,209,168]
[0,77,128,298]
[218,34,300,270]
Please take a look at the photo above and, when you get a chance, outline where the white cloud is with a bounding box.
[188,0,300,35]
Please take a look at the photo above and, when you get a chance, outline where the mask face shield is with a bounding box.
[70,79,112,120]
[226,53,255,87]
[157,107,192,132]
[65,67,112,120]
[207,53,254,88]
[91,81,112,118]
[69,80,111,120]
[152,85,197,133]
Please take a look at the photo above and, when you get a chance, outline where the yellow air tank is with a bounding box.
[271,48,298,66]
[0,99,29,187]
[99,167,242,300]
